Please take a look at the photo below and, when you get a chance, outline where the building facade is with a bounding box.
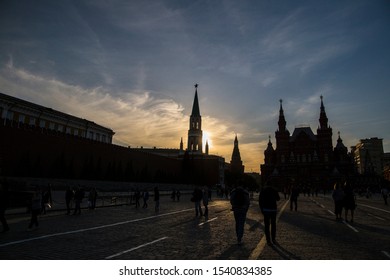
[260,97,354,191]
[351,137,384,176]
[0,92,114,144]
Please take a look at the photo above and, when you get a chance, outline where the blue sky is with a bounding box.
[1,0,389,172]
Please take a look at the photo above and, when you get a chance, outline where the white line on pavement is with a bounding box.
[381,251,390,259]
[0,207,197,248]
[367,213,386,221]
[105,237,169,259]
[198,217,218,226]
[359,204,390,214]
[327,210,335,215]
[342,220,359,232]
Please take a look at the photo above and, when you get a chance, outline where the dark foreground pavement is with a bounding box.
[1,193,389,260]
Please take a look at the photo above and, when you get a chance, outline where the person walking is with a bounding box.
[332,183,344,220]
[73,187,84,215]
[202,187,209,217]
[154,187,160,213]
[134,188,141,209]
[259,184,280,245]
[142,190,149,208]
[65,186,74,215]
[88,188,98,209]
[290,184,299,211]
[381,186,389,205]
[28,189,42,230]
[192,187,203,217]
[343,183,356,222]
[0,181,10,233]
[230,186,250,245]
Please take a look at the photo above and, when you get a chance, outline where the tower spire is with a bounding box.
[191,84,200,116]
[278,99,286,131]
[319,95,328,129]
[187,84,203,153]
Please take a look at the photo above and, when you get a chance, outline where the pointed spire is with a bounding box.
[278,99,286,131]
[319,95,328,129]
[191,83,200,116]
[205,139,209,155]
[266,135,274,152]
[180,137,183,151]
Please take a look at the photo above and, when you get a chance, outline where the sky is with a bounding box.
[1,0,389,173]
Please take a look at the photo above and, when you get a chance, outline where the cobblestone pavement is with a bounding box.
[1,193,389,260]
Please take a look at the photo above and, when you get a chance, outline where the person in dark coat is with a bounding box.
[230,186,250,245]
[332,183,344,220]
[73,187,84,215]
[290,184,299,211]
[65,186,74,215]
[154,187,160,213]
[0,180,10,232]
[259,185,280,245]
[192,187,203,217]
[28,189,42,230]
[343,183,356,223]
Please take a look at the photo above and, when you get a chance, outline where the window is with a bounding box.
[57,125,63,132]
[6,111,14,120]
[66,127,71,134]
[49,122,55,130]
[89,131,94,139]
[29,117,36,126]
[19,114,25,123]
[39,120,46,128]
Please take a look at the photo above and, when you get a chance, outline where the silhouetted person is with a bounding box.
[290,184,299,211]
[192,187,203,217]
[28,189,42,230]
[154,187,160,213]
[259,185,280,245]
[230,186,250,245]
[142,190,149,208]
[134,188,141,208]
[65,186,74,215]
[343,184,356,222]
[0,180,10,232]
[332,183,344,220]
[381,186,389,205]
[41,186,52,214]
[202,187,209,217]
[88,188,98,209]
[73,187,84,215]
[176,190,181,201]
[171,189,176,201]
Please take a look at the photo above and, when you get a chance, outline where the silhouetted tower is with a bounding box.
[317,95,333,162]
[275,99,290,164]
[187,84,203,153]
[264,135,276,165]
[205,140,209,155]
[180,137,183,151]
[230,135,244,174]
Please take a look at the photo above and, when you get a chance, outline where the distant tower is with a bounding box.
[317,95,333,162]
[187,84,203,153]
[230,135,244,174]
[180,137,183,151]
[205,140,209,155]
[275,99,290,163]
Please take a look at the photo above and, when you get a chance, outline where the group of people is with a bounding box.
[132,187,160,212]
[332,182,357,222]
[191,186,210,217]
[228,184,280,246]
